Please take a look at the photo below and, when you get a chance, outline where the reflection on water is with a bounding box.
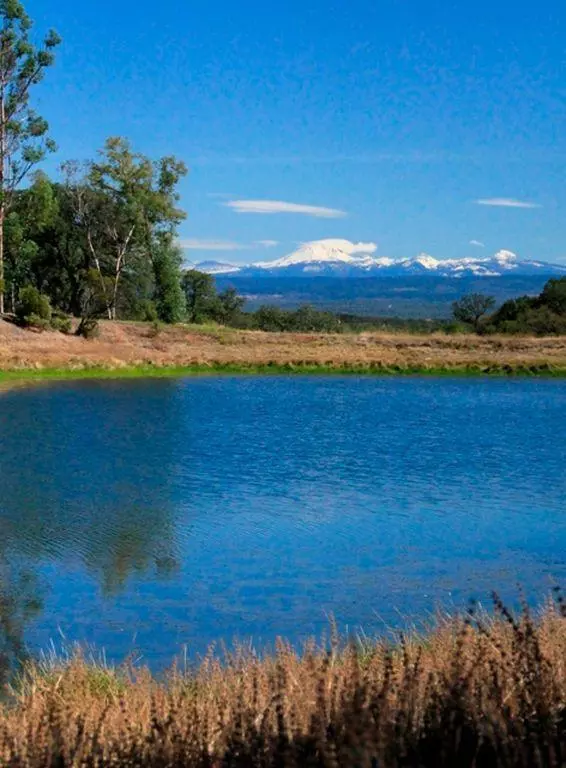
[0,376,565,668]
[0,566,43,684]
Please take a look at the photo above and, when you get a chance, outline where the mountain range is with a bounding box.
[190,239,566,279]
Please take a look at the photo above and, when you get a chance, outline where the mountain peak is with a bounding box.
[412,253,440,270]
[253,239,378,269]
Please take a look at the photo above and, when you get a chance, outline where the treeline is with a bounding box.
[452,278,566,335]
[182,270,464,333]
[2,142,189,334]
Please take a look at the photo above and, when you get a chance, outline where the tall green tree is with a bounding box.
[65,138,187,320]
[152,236,186,324]
[0,0,60,314]
[4,170,57,310]
[30,181,90,315]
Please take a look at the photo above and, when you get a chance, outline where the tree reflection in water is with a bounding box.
[0,379,185,681]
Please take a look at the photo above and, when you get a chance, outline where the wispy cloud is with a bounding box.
[179,238,281,252]
[469,239,485,247]
[179,239,247,251]
[224,200,346,218]
[474,198,541,209]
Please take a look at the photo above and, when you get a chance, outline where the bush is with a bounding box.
[16,286,52,328]
[50,313,73,334]
[23,312,51,331]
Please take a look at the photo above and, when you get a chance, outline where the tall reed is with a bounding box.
[1,593,566,766]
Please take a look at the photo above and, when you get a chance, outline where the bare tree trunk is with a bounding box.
[87,229,112,320]
[109,226,134,321]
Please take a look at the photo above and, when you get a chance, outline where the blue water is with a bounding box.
[0,376,565,668]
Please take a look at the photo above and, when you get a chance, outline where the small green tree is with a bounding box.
[291,304,340,332]
[540,277,566,315]
[181,269,219,323]
[216,286,245,325]
[0,0,61,314]
[452,293,495,331]
[253,305,290,332]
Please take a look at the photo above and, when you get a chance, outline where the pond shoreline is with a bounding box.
[2,360,566,384]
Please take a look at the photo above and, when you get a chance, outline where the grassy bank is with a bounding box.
[2,318,566,381]
[2,360,566,385]
[2,597,566,766]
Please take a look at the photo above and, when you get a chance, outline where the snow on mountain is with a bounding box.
[194,240,566,278]
[252,239,378,269]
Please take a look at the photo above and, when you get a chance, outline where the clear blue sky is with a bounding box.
[27,0,566,263]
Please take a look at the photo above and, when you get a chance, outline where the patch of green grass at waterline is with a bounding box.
[1,361,566,384]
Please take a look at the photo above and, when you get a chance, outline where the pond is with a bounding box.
[0,375,565,668]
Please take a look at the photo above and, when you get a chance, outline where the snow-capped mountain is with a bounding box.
[252,239,383,270]
[193,239,566,278]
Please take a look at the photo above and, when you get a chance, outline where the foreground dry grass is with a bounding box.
[2,598,566,766]
[1,318,566,374]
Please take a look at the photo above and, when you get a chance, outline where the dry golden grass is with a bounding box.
[1,318,566,373]
[2,596,566,766]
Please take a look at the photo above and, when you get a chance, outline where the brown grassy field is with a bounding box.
[1,597,566,766]
[1,318,566,374]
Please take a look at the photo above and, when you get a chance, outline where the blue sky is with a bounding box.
[27,0,566,264]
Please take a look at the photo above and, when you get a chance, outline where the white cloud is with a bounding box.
[255,240,279,247]
[469,239,485,247]
[474,198,541,209]
[346,241,378,254]
[224,199,347,218]
[179,239,246,251]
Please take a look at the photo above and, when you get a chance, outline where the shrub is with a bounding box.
[50,313,73,334]
[22,312,51,331]
[16,286,52,328]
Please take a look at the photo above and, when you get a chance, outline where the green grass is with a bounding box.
[1,360,566,384]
